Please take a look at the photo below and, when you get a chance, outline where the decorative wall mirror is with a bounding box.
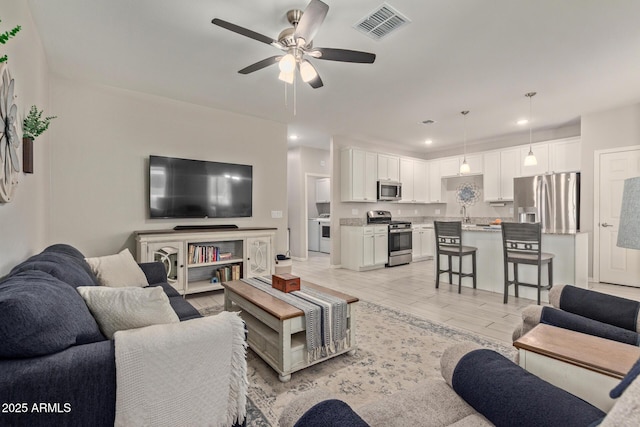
[0,63,20,203]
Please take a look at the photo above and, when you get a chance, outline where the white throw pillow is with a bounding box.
[77,286,179,339]
[85,248,149,288]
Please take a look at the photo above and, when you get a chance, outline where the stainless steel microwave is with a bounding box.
[377,180,402,201]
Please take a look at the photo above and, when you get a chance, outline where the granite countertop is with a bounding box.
[339,217,582,235]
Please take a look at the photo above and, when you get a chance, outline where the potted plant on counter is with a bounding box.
[22,105,56,173]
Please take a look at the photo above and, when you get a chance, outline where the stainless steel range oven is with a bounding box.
[366,210,412,267]
[388,221,412,266]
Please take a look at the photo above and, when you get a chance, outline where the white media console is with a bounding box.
[135,227,277,295]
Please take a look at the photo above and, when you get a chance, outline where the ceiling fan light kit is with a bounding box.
[278,54,296,74]
[212,0,376,90]
[299,60,318,82]
[278,71,294,85]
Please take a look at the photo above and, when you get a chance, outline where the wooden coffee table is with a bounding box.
[222,279,359,382]
[514,324,640,412]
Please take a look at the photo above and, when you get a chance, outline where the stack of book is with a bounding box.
[214,264,241,282]
[188,244,234,264]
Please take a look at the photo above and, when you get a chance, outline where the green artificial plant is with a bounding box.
[23,105,57,140]
[0,19,21,63]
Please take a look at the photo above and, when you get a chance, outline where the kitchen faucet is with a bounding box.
[461,206,471,224]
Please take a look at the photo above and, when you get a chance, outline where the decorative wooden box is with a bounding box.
[272,273,300,293]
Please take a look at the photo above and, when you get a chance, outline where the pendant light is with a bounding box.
[524,92,537,167]
[459,110,471,174]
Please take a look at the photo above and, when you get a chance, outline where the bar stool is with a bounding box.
[500,222,554,305]
[434,221,477,293]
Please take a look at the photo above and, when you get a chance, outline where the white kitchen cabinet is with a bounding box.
[461,153,484,175]
[412,224,434,261]
[341,225,388,271]
[377,154,400,181]
[439,157,461,177]
[549,137,581,172]
[484,148,521,201]
[428,160,444,203]
[400,158,414,202]
[315,178,330,203]
[399,158,428,203]
[413,160,429,202]
[341,148,377,202]
[520,143,549,176]
[440,154,484,177]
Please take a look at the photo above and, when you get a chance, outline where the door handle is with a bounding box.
[601,223,613,227]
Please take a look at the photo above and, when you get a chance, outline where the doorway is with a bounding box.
[595,146,640,286]
[304,173,330,259]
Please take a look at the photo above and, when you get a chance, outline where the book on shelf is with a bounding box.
[188,244,235,264]
[213,263,241,282]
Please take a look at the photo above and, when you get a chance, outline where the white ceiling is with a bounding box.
[27,0,640,153]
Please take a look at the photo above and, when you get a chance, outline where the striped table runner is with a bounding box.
[241,277,348,362]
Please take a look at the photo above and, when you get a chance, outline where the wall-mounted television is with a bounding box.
[149,155,252,219]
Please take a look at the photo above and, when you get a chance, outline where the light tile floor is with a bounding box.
[187,252,640,345]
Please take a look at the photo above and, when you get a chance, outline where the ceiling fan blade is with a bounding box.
[212,18,279,47]
[310,48,376,64]
[307,74,324,89]
[238,56,282,74]
[294,0,329,45]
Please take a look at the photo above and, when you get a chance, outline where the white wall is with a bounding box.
[581,102,640,277]
[0,0,50,276]
[48,76,289,257]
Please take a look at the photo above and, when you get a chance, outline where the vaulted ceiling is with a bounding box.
[28,0,640,151]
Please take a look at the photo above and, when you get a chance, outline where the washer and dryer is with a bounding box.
[308,213,330,253]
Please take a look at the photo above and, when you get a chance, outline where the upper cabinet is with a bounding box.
[438,154,483,177]
[520,143,549,177]
[400,158,428,203]
[338,136,580,205]
[461,153,484,175]
[428,160,444,203]
[519,138,581,175]
[439,157,460,178]
[549,137,581,173]
[341,148,377,202]
[377,154,400,181]
[315,178,330,203]
[483,147,521,201]
[413,160,429,202]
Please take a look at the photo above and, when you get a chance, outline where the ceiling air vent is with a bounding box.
[354,3,411,41]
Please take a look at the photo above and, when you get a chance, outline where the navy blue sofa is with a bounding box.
[0,244,202,427]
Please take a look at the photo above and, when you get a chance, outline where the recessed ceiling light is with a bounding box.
[425,139,433,145]
[517,119,528,125]
[289,135,299,140]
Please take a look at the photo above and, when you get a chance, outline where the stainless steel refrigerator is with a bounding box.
[513,172,580,233]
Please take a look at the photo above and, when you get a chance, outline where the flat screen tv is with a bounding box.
[149,155,252,219]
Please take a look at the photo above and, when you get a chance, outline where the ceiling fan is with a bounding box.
[212,0,376,89]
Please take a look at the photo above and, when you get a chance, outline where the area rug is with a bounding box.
[200,301,516,427]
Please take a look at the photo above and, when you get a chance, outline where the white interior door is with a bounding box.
[599,149,640,286]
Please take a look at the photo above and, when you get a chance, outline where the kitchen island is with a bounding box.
[437,225,588,303]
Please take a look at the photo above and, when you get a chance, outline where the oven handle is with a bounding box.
[389,249,412,256]
[389,229,412,233]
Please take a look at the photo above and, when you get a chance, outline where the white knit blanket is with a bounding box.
[114,312,247,427]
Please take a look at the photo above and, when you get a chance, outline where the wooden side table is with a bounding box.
[514,324,640,412]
